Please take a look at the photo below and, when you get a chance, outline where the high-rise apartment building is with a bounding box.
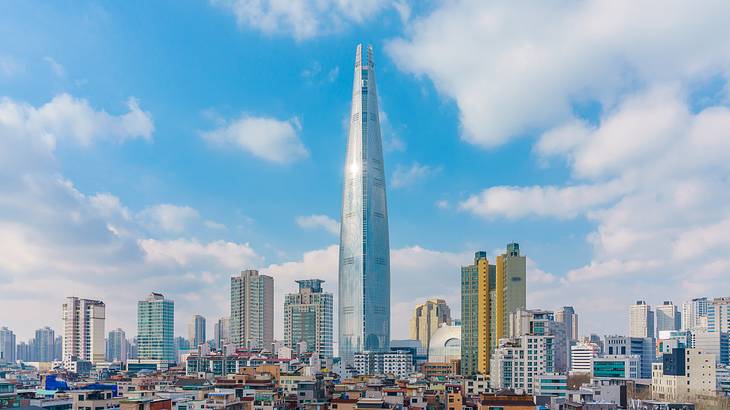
[495,243,527,348]
[629,301,655,339]
[507,308,569,373]
[656,301,680,332]
[62,297,105,363]
[283,279,333,359]
[188,315,206,348]
[491,334,555,394]
[106,328,127,362]
[555,306,578,341]
[338,44,391,366]
[681,297,708,331]
[708,297,730,333]
[409,299,452,350]
[137,293,175,362]
[34,327,55,362]
[0,327,16,363]
[214,317,230,349]
[230,269,274,349]
[461,243,527,376]
[461,251,493,376]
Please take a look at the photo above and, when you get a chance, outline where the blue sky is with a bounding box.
[3,1,730,343]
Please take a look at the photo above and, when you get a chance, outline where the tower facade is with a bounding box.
[284,279,334,358]
[495,243,527,346]
[214,317,230,349]
[188,315,207,348]
[555,306,579,341]
[630,300,655,339]
[62,297,105,363]
[461,251,493,376]
[137,293,175,362]
[106,328,127,362]
[656,301,680,332]
[338,44,391,365]
[0,327,16,364]
[34,327,56,362]
[409,299,452,350]
[230,269,274,349]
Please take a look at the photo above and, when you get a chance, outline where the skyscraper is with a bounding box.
[708,297,730,333]
[629,300,655,339]
[681,297,708,331]
[338,44,391,365]
[137,293,175,362]
[283,279,334,358]
[34,327,55,362]
[555,306,578,341]
[461,251,493,376]
[495,243,527,347]
[62,297,105,363]
[656,301,680,332]
[409,299,452,350]
[188,315,206,348]
[230,269,274,349]
[0,327,16,363]
[214,317,230,349]
[106,328,127,362]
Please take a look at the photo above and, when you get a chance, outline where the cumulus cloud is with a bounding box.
[201,115,308,164]
[212,0,394,40]
[0,93,153,150]
[461,85,730,335]
[0,93,266,338]
[391,162,440,188]
[387,0,730,147]
[296,214,340,235]
[138,204,201,234]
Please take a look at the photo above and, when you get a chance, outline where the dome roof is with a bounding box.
[428,324,461,363]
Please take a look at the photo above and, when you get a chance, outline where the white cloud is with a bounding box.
[296,214,340,235]
[138,204,201,234]
[43,56,66,78]
[0,93,153,150]
[461,86,730,335]
[387,1,730,147]
[201,115,308,164]
[459,181,626,219]
[391,162,440,188]
[212,0,393,40]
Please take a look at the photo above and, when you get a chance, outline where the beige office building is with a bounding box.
[409,299,452,349]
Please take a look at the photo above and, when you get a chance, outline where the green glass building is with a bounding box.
[137,292,175,362]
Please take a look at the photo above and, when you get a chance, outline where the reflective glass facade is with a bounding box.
[338,44,390,365]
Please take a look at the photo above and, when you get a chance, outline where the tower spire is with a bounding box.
[338,44,391,366]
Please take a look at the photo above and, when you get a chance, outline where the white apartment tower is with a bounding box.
[656,301,680,332]
[629,300,655,339]
[62,297,105,363]
[230,269,274,349]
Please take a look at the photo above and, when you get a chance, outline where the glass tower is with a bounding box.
[137,292,175,362]
[284,279,333,358]
[338,44,391,366]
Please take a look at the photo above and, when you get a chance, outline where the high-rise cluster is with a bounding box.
[460,243,526,376]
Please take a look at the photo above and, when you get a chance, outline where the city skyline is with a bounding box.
[3,1,730,345]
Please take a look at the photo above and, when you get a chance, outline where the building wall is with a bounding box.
[137,293,175,361]
[409,299,451,350]
[62,297,105,363]
[231,270,274,349]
